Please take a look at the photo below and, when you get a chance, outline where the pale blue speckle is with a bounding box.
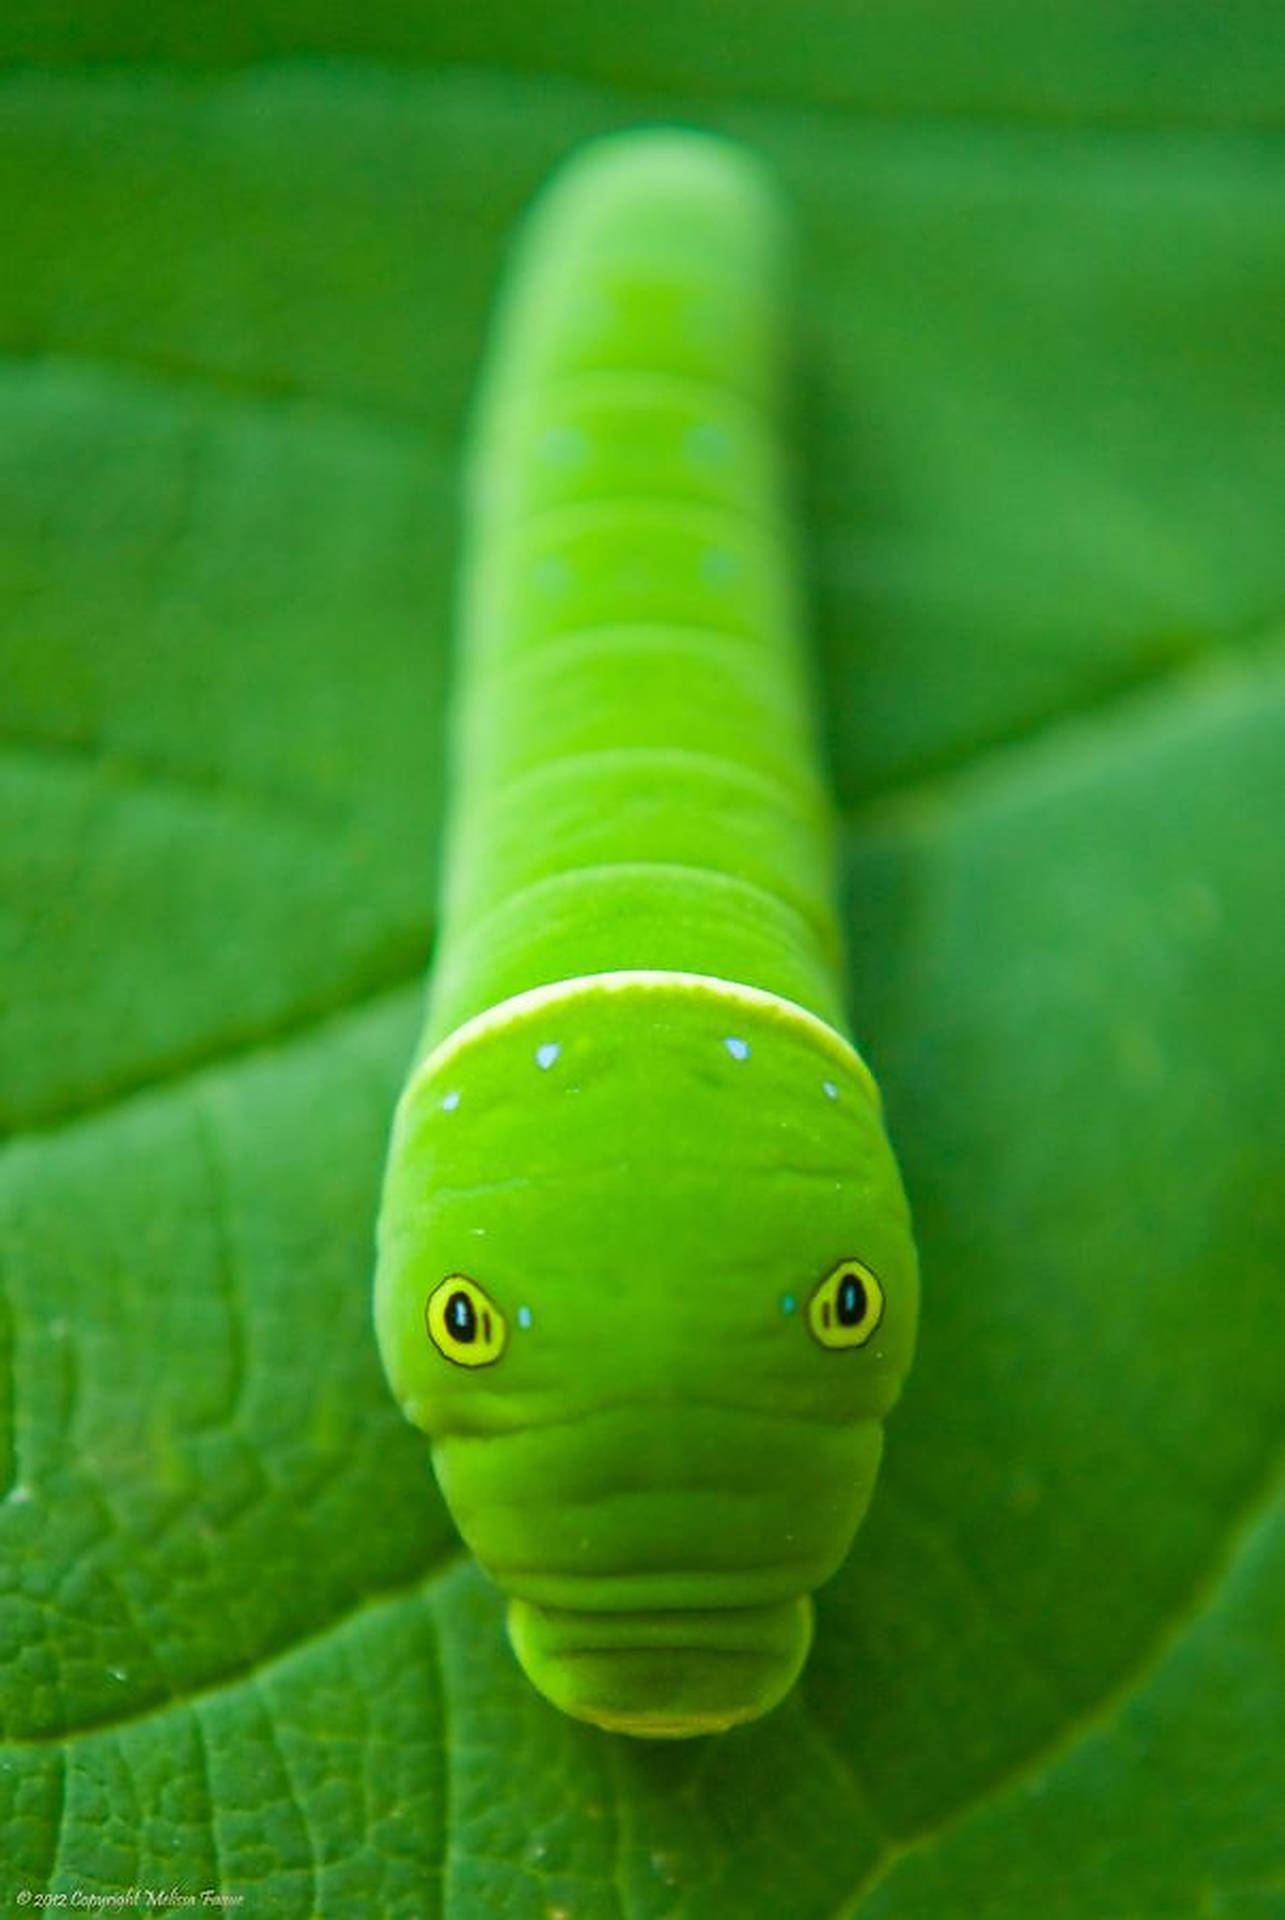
[534,555,572,595]
[724,1036,750,1061]
[536,1041,561,1070]
[781,1295,797,1316]
[685,422,730,466]
[701,546,739,587]
[541,424,587,467]
[517,1305,533,1330]
[822,1080,839,1101]
[441,1089,461,1112]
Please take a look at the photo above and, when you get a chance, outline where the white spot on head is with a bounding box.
[441,1089,461,1112]
[701,546,739,588]
[534,555,572,595]
[535,1041,561,1070]
[541,425,587,468]
[822,1080,839,1101]
[685,422,731,466]
[723,1036,750,1061]
[517,1304,533,1330]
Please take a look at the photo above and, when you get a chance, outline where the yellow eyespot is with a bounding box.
[426,1275,508,1369]
[807,1258,884,1351]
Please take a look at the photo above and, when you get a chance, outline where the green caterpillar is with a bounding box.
[374,128,918,1738]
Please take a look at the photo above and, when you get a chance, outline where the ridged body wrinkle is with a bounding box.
[419,131,829,1055]
[375,130,919,1738]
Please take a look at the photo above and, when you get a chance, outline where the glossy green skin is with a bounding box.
[374,130,919,1736]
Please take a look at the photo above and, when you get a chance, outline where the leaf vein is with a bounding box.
[833,1434,1285,1915]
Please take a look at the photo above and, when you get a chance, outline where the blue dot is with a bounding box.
[685,422,730,466]
[535,1041,561,1070]
[541,425,586,467]
[781,1295,797,1316]
[723,1036,750,1061]
[534,556,572,595]
[701,546,739,587]
[517,1305,533,1330]
[822,1080,839,1101]
[441,1089,461,1112]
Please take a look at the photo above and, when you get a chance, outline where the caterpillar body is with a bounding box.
[374,129,918,1738]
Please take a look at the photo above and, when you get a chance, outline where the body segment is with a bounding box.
[375,131,918,1736]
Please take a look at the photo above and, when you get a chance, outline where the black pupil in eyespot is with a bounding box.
[837,1273,867,1326]
[446,1290,477,1343]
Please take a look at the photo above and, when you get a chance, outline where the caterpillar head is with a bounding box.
[375,974,918,1736]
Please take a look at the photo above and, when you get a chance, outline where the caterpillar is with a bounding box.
[374,128,919,1738]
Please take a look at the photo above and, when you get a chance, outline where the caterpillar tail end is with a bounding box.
[506,1595,814,1739]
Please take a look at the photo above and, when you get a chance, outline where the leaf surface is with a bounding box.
[2,12,1282,1916]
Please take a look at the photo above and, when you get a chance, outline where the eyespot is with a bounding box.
[426,1274,508,1369]
[806,1258,884,1351]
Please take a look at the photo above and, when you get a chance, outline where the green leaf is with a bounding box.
[2,9,1282,1916]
